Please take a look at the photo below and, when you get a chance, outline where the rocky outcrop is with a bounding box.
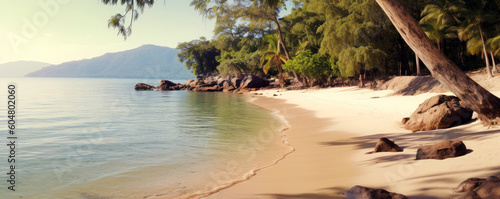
[135,74,273,92]
[134,83,156,90]
[135,80,184,91]
[240,74,270,89]
[404,95,473,132]
[415,140,467,160]
[367,137,403,154]
[184,74,270,92]
[229,74,245,88]
[193,85,220,92]
[157,80,185,91]
[454,178,486,193]
[457,175,500,199]
[344,185,408,199]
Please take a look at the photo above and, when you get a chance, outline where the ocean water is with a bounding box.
[0,78,290,199]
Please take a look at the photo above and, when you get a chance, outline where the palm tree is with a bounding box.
[487,35,500,73]
[261,34,286,89]
[419,20,456,51]
[420,0,463,27]
[456,0,497,77]
[375,0,500,125]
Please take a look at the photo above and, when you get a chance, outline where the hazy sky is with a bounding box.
[0,0,216,65]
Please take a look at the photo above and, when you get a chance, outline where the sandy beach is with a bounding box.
[204,83,500,198]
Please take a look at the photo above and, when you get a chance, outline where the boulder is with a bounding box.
[217,76,229,87]
[458,176,500,199]
[134,83,156,90]
[454,178,486,193]
[157,80,178,91]
[203,75,218,86]
[186,79,195,88]
[222,85,236,92]
[415,140,467,160]
[229,74,245,88]
[240,74,270,89]
[404,95,473,132]
[221,80,236,92]
[193,86,220,92]
[367,137,403,154]
[344,185,408,199]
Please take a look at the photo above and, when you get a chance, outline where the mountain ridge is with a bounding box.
[26,45,194,79]
[0,61,51,77]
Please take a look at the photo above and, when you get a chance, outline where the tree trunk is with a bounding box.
[375,0,500,125]
[416,53,421,76]
[479,26,493,78]
[273,17,303,86]
[398,37,409,76]
[491,51,498,74]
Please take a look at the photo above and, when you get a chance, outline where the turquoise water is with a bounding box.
[0,78,289,199]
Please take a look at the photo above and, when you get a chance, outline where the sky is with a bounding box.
[0,0,217,65]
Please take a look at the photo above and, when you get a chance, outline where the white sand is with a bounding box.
[204,86,500,198]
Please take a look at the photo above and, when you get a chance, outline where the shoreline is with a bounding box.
[204,93,361,198]
[204,87,500,198]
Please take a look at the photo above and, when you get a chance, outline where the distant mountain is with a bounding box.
[26,45,195,79]
[0,61,51,77]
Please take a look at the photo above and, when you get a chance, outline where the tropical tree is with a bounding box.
[283,50,332,86]
[191,0,304,83]
[486,35,500,73]
[456,0,498,77]
[101,0,154,39]
[419,20,456,51]
[177,37,221,75]
[375,0,500,125]
[260,34,286,89]
[311,0,394,80]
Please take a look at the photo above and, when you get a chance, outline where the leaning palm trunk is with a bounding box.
[479,26,494,77]
[275,56,284,89]
[375,0,500,125]
[491,52,499,74]
[273,16,303,86]
[416,54,421,76]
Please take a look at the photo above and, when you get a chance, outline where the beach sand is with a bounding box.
[204,86,500,199]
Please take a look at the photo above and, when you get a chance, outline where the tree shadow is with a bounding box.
[394,77,443,95]
[321,124,500,152]
[264,186,348,199]
[320,123,499,168]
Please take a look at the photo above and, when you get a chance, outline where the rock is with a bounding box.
[157,80,178,91]
[240,74,269,89]
[193,85,220,92]
[134,83,156,90]
[415,140,467,160]
[229,74,245,88]
[368,137,403,154]
[454,178,486,193]
[459,176,500,199]
[344,185,408,199]
[402,117,410,124]
[404,95,473,132]
[186,79,195,88]
[222,85,236,92]
[217,77,228,87]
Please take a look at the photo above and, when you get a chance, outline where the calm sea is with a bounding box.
[0,77,290,199]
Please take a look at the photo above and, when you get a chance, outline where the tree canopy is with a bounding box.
[102,0,500,84]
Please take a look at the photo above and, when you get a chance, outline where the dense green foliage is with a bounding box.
[104,0,500,85]
[283,50,332,85]
[177,38,220,75]
[102,0,154,39]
